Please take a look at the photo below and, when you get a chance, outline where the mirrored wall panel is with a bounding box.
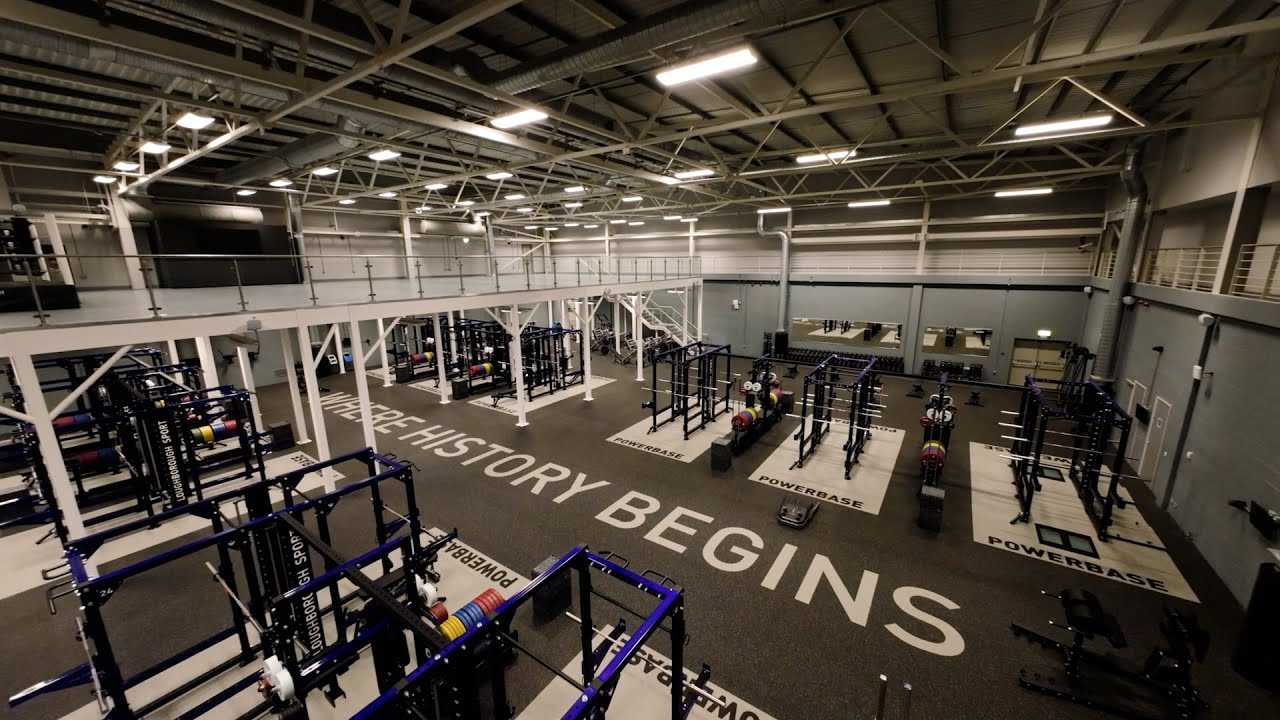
[791,318,902,348]
[921,326,993,357]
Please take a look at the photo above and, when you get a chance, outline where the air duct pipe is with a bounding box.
[1092,142,1147,381]
[128,0,491,110]
[494,0,796,94]
[215,122,360,186]
[757,211,792,353]
[0,22,434,142]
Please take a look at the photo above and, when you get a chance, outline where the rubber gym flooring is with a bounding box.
[2,353,1277,720]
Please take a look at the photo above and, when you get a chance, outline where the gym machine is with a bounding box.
[389,315,451,384]
[448,318,512,398]
[710,357,793,471]
[9,449,451,720]
[1011,589,1209,720]
[791,355,879,479]
[644,341,733,439]
[350,545,711,720]
[492,323,584,405]
[1008,377,1133,542]
[917,378,956,532]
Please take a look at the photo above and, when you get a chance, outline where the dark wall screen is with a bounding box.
[150,220,301,288]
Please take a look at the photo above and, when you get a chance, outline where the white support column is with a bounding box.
[28,223,50,280]
[696,280,704,342]
[297,323,331,461]
[235,345,265,433]
[194,335,219,388]
[507,304,529,427]
[915,200,930,274]
[280,329,310,444]
[348,319,377,466]
[166,339,180,365]
[41,214,74,286]
[681,289,690,344]
[376,317,392,388]
[333,323,347,374]
[559,299,570,354]
[401,211,414,278]
[582,297,595,401]
[433,313,451,405]
[10,352,86,540]
[613,298,622,355]
[633,293,644,382]
[546,300,554,325]
[106,186,147,290]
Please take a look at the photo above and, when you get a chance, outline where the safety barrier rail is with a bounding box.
[1138,246,1222,292]
[1228,243,1280,303]
[0,252,700,329]
[700,248,1091,276]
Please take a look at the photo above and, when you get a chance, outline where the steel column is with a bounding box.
[348,318,377,467]
[433,312,451,405]
[40,213,74,285]
[507,304,529,427]
[235,344,265,434]
[376,317,392,388]
[297,322,331,461]
[9,352,86,540]
[280,328,311,444]
[633,293,643,382]
[106,186,146,290]
[194,335,220,389]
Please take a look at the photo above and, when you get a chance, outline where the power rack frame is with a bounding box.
[791,355,878,479]
[644,341,732,439]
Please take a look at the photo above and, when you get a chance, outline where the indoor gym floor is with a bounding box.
[2,352,1276,720]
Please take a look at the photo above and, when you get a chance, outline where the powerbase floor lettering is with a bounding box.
[0,451,340,601]
[518,624,776,720]
[747,423,904,515]
[468,376,616,417]
[968,443,1197,601]
[606,411,734,463]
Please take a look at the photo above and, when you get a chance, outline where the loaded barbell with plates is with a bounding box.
[52,413,94,435]
[73,446,118,470]
[189,419,238,444]
[410,352,434,365]
[921,440,947,467]
[258,656,295,702]
[468,362,494,378]
[427,602,449,625]
[733,407,761,431]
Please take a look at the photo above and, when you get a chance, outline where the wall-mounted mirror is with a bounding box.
[921,326,992,357]
[791,318,902,348]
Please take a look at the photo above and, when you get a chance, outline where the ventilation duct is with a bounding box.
[127,0,491,110]
[493,0,798,94]
[123,199,265,224]
[1092,142,1147,381]
[757,211,792,353]
[215,122,360,186]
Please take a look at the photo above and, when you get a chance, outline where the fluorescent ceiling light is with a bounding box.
[269,178,293,187]
[338,199,357,205]
[564,186,585,193]
[628,221,645,226]
[656,46,757,87]
[847,199,891,208]
[584,224,599,229]
[673,168,715,179]
[140,141,171,154]
[656,176,682,186]
[175,112,215,130]
[486,171,513,180]
[1015,114,1113,137]
[1037,329,1053,338]
[546,226,558,231]
[236,189,257,196]
[92,175,116,184]
[368,148,401,162]
[457,200,475,207]
[516,207,534,213]
[113,161,139,172]
[795,149,854,165]
[491,108,548,129]
[424,182,448,190]
[621,195,642,203]
[311,166,338,176]
[564,202,583,208]
[609,219,627,225]
[995,187,1053,197]
[681,218,698,223]
[378,191,397,198]
[505,193,526,200]
[663,215,682,221]
[565,222,580,227]
[756,207,791,214]
[524,225,539,230]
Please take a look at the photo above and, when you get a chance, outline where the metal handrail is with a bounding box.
[1139,246,1222,292]
[1229,243,1280,303]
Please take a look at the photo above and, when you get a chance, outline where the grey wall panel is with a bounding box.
[1081,286,1110,355]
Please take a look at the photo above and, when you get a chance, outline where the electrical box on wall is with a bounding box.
[731,299,742,310]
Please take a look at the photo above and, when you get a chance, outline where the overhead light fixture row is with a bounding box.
[368,148,400,162]
[657,46,757,87]
[113,160,140,171]
[796,149,854,165]
[492,108,548,129]
[338,199,357,205]
[92,175,116,184]
[140,141,171,154]
[424,182,448,190]
[269,178,293,187]
[621,195,642,203]
[175,112,215,130]
[994,188,1053,197]
[236,189,257,196]
[847,199,891,208]
[1015,114,1113,137]
[486,171,514,180]
[311,166,338,176]
[673,168,715,179]
[756,207,791,214]
[564,185,585,194]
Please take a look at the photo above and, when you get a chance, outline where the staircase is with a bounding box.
[618,292,694,344]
